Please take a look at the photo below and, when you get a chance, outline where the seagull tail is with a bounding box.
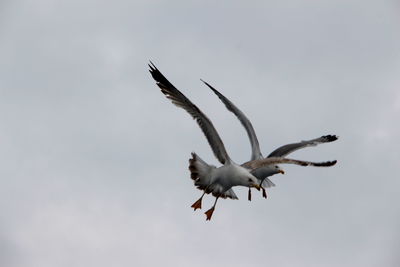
[188,153,238,200]
[189,152,214,189]
[261,178,276,188]
[218,188,238,200]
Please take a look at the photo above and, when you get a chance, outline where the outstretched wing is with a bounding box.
[267,135,338,158]
[149,62,231,164]
[201,80,262,161]
[242,157,337,170]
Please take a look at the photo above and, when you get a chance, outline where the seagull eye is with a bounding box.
[248,178,253,182]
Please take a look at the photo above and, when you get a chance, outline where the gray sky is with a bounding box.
[1,0,399,266]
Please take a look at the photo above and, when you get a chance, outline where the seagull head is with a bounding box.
[274,165,285,175]
[246,175,261,191]
[255,165,285,177]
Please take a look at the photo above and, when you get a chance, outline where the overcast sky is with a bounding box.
[1,0,399,266]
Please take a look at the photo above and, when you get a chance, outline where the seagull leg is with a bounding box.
[262,186,267,199]
[205,197,219,221]
[191,191,206,211]
[248,187,252,201]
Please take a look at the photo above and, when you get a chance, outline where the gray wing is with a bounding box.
[267,135,338,158]
[242,157,337,170]
[149,62,231,164]
[201,80,262,161]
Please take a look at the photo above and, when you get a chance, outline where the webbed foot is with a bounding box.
[205,207,215,221]
[191,198,202,210]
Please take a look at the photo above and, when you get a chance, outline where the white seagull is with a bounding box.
[149,62,337,220]
[201,80,338,200]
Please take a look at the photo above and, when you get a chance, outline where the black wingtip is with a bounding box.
[200,79,221,95]
[148,61,166,87]
[148,60,156,72]
[322,135,338,142]
[315,160,337,167]
[200,79,211,88]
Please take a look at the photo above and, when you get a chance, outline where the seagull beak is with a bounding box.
[279,170,285,175]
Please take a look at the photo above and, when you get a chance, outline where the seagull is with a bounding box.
[149,62,336,220]
[149,62,260,220]
[201,80,338,200]
[201,81,339,197]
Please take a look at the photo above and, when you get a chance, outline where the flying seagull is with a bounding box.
[149,62,260,220]
[201,80,338,200]
[149,62,336,220]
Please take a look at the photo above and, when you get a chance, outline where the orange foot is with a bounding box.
[262,187,267,199]
[205,207,215,221]
[191,198,202,211]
